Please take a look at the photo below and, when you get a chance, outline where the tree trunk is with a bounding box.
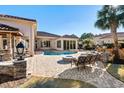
[111,23,120,63]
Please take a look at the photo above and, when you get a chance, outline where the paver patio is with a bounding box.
[27,54,124,88]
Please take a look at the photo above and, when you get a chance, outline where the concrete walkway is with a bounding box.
[27,54,124,88]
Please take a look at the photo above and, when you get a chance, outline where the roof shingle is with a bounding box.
[37,31,61,37]
[0,14,36,22]
[62,34,79,39]
[0,23,19,31]
[37,31,79,39]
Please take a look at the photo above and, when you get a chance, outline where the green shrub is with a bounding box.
[103,43,114,48]
[120,43,124,48]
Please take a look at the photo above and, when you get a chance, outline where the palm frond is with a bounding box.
[95,5,123,30]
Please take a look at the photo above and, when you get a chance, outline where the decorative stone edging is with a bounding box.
[0,60,27,80]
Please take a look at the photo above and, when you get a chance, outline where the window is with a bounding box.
[67,41,69,50]
[63,40,76,50]
[57,40,61,48]
[63,40,66,50]
[70,41,73,49]
[44,41,50,47]
[73,41,76,49]
[3,39,7,49]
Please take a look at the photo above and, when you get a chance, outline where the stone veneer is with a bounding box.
[0,60,27,80]
[0,50,12,61]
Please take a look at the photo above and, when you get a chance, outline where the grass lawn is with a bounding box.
[104,63,124,82]
[20,76,96,88]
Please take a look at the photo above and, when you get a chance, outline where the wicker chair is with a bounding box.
[95,53,103,62]
[90,55,97,65]
[77,56,87,70]
[76,53,103,71]
[85,54,92,64]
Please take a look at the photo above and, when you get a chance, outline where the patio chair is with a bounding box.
[89,55,97,66]
[77,56,87,70]
[95,53,103,62]
[71,58,78,67]
[85,54,92,64]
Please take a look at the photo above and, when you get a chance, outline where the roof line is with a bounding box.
[37,31,78,38]
[0,14,37,22]
[0,23,19,31]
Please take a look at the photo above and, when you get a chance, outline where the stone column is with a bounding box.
[0,35,3,49]
[13,60,27,79]
[13,36,16,53]
[7,33,12,50]
[13,36,16,58]
[4,33,12,61]
[7,33,12,56]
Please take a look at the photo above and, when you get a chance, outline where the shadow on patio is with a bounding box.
[57,61,124,88]
[57,60,70,64]
[0,74,14,84]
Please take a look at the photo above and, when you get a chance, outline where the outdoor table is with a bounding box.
[77,53,100,69]
[63,56,78,67]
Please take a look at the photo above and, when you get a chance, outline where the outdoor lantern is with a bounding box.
[16,42,25,60]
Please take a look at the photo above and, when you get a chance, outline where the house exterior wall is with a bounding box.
[0,18,37,56]
[94,36,124,45]
[35,36,59,50]
[0,16,79,58]
[100,38,114,44]
[93,36,104,45]
[35,36,78,51]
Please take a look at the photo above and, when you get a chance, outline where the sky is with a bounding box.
[0,5,123,37]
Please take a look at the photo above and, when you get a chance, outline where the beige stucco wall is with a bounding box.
[94,36,113,45]
[36,36,58,50]
[35,36,78,51]
[93,36,102,45]
[94,36,124,45]
[0,17,37,56]
[100,38,114,44]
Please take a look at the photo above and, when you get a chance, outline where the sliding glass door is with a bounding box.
[63,40,76,50]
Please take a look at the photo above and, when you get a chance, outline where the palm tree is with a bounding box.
[95,5,124,62]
